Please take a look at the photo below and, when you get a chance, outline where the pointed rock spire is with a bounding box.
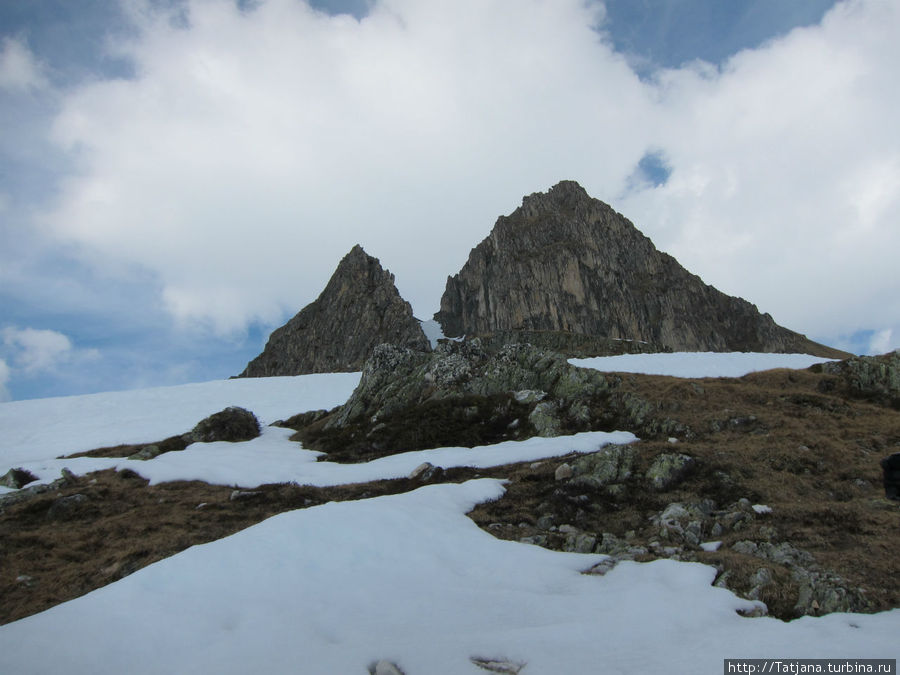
[239,245,430,377]
[435,180,846,358]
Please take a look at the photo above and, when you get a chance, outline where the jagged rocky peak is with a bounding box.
[238,244,430,377]
[435,180,847,358]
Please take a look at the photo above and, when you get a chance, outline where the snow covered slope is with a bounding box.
[1,354,896,674]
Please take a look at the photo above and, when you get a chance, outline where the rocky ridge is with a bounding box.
[435,180,846,358]
[238,245,429,377]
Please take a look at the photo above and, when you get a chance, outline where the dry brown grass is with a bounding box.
[469,366,900,619]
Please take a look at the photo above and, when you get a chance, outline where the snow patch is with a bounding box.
[570,352,835,378]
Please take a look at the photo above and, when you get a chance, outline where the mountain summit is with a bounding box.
[435,181,845,358]
[238,245,429,377]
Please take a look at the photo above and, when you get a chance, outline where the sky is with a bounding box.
[1,0,897,401]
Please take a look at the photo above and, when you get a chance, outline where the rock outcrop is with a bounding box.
[283,339,685,463]
[818,351,900,408]
[435,180,846,358]
[239,245,430,377]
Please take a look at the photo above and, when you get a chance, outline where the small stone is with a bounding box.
[585,557,619,576]
[409,462,434,480]
[369,659,405,675]
[732,540,759,556]
[0,467,38,489]
[129,445,163,461]
[229,490,263,502]
[536,514,554,529]
[646,453,695,491]
[470,656,526,673]
[737,605,768,618]
[519,534,548,546]
[528,400,561,437]
[554,463,573,481]
[748,567,774,601]
[514,389,546,404]
[759,525,778,540]
[573,533,597,553]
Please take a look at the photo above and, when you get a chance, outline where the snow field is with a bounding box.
[0,479,896,674]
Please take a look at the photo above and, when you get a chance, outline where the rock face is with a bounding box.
[435,181,845,358]
[239,245,430,377]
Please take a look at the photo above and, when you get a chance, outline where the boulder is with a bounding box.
[189,407,261,443]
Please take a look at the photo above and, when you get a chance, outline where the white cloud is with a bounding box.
[35,0,900,347]
[1,326,99,375]
[3,326,73,373]
[616,0,900,339]
[868,328,896,355]
[41,0,650,332]
[0,37,49,92]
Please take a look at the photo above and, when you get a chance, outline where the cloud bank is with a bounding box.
[18,0,900,354]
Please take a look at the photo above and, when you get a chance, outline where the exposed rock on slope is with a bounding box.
[435,181,846,358]
[239,245,430,377]
[817,351,900,409]
[284,339,684,463]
